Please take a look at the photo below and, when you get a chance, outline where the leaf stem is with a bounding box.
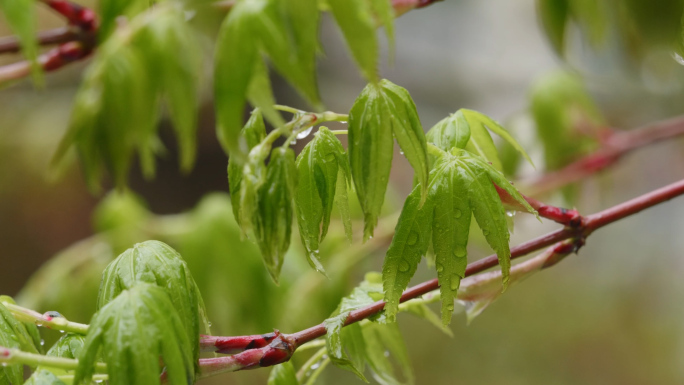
[1,301,89,335]
[0,346,107,373]
[329,130,348,136]
[296,347,326,382]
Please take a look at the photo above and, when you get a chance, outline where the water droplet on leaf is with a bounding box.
[454,245,466,258]
[296,126,314,140]
[454,209,462,218]
[406,231,419,245]
[450,276,460,290]
[398,260,410,272]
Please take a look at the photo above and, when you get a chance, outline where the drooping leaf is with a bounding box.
[382,147,536,324]
[53,7,200,189]
[295,127,347,272]
[97,240,207,372]
[463,109,534,168]
[368,0,395,56]
[98,0,149,39]
[74,284,194,385]
[349,81,429,240]
[268,361,299,385]
[334,168,354,242]
[426,112,471,154]
[429,155,472,326]
[254,148,297,283]
[536,0,569,54]
[229,109,267,227]
[362,322,413,385]
[327,0,379,82]
[0,0,41,83]
[382,185,433,322]
[246,58,285,130]
[401,299,453,337]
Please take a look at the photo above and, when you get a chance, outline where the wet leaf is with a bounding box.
[349,81,428,240]
[254,148,298,283]
[75,284,194,385]
[295,127,347,272]
[362,322,413,385]
[327,0,379,82]
[97,240,207,371]
[0,299,40,385]
[268,361,299,385]
[0,0,41,83]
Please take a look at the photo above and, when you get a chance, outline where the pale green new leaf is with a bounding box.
[98,0,149,40]
[229,109,267,227]
[215,1,259,158]
[246,58,285,130]
[334,168,353,242]
[382,185,433,322]
[463,109,534,167]
[380,79,429,203]
[426,111,471,153]
[97,240,207,372]
[254,148,297,283]
[369,0,395,56]
[295,127,346,272]
[327,0,379,82]
[25,333,86,383]
[536,0,569,54]
[429,155,472,326]
[0,0,41,83]
[268,361,299,385]
[362,322,413,385]
[349,83,394,240]
[74,284,194,385]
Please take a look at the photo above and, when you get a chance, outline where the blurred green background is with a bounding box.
[3,0,684,384]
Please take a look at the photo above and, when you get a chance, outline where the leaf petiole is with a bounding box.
[0,346,107,373]
[1,301,89,334]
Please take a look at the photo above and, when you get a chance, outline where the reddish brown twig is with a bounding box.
[195,177,684,377]
[0,27,79,54]
[524,115,684,196]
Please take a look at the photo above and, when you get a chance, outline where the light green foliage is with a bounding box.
[25,334,86,384]
[383,149,536,325]
[98,0,150,39]
[327,0,394,82]
[0,0,41,83]
[229,109,268,228]
[536,0,608,54]
[23,370,67,385]
[529,71,603,172]
[0,298,41,385]
[53,6,200,190]
[214,0,320,157]
[268,361,299,385]
[75,284,194,385]
[295,127,351,272]
[97,240,207,371]
[324,273,413,384]
[254,148,298,283]
[349,80,429,240]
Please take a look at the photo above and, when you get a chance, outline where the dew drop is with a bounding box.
[40,340,45,346]
[454,245,466,258]
[384,350,390,357]
[207,322,213,328]
[325,153,335,162]
[436,264,444,273]
[311,363,320,370]
[450,276,460,290]
[446,304,455,311]
[673,51,684,66]
[290,138,297,145]
[454,209,462,218]
[398,260,410,272]
[399,151,404,155]
[59,330,65,334]
[1,363,7,367]
[482,229,490,236]
[506,210,516,218]
[406,231,419,245]
[296,126,314,140]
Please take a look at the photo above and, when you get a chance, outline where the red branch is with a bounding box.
[198,177,684,375]
[524,115,684,196]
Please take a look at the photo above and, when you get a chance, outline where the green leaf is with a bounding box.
[350,80,429,239]
[369,0,395,57]
[0,0,41,84]
[295,127,347,272]
[362,322,413,385]
[382,185,433,322]
[215,1,260,158]
[429,155,472,326]
[462,109,534,168]
[246,57,286,130]
[98,0,149,40]
[254,148,297,283]
[401,299,453,337]
[536,0,569,54]
[229,109,267,227]
[380,80,429,203]
[268,361,299,385]
[0,300,40,385]
[25,334,86,383]
[23,370,67,385]
[327,0,379,82]
[334,168,354,242]
[74,284,194,385]
[426,112,471,153]
[97,240,207,372]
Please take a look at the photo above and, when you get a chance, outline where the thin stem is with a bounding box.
[58,374,109,382]
[284,177,684,347]
[0,27,78,54]
[296,347,326,382]
[274,105,305,115]
[0,346,107,373]
[1,301,89,335]
[524,114,684,196]
[329,130,348,136]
